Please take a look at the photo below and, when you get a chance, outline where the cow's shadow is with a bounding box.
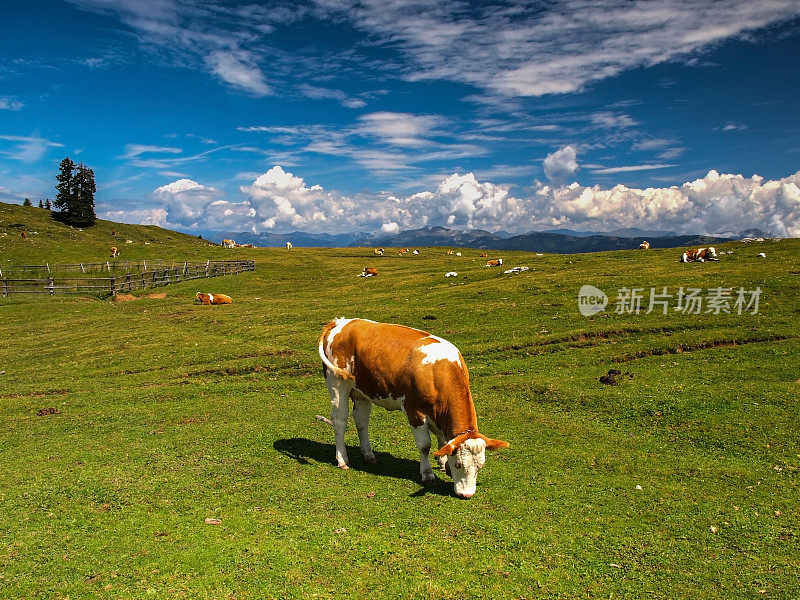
[273,437,458,498]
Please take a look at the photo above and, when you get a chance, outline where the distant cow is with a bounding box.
[485,258,503,267]
[445,271,458,278]
[373,248,384,255]
[680,247,718,263]
[110,246,119,257]
[195,292,233,305]
[412,250,419,255]
[480,252,488,257]
[318,318,508,498]
[639,241,650,250]
[286,242,293,249]
[222,239,235,248]
[111,229,116,237]
[359,267,378,277]
[21,231,27,239]
[446,250,455,255]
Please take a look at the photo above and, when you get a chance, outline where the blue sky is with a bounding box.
[1,0,799,237]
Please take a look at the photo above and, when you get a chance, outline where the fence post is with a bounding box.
[141,273,145,290]
[80,263,85,274]
[125,273,131,292]
[110,276,116,296]
[2,279,7,297]
[48,278,54,295]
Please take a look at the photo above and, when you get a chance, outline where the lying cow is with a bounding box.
[680,247,718,263]
[373,248,384,255]
[639,241,650,250]
[359,267,378,277]
[485,258,503,267]
[110,246,119,257]
[195,292,233,305]
[318,318,508,498]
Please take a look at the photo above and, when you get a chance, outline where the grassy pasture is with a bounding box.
[1,206,799,599]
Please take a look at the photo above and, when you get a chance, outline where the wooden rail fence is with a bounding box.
[0,260,255,297]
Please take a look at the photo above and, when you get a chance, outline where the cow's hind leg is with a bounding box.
[325,373,353,469]
[410,420,436,485]
[352,394,377,464]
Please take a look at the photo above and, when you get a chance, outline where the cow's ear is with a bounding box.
[482,436,509,451]
[434,443,456,457]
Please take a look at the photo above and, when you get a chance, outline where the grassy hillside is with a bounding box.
[1,212,798,599]
[0,201,224,265]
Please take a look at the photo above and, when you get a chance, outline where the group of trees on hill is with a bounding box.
[52,157,97,227]
[19,158,97,226]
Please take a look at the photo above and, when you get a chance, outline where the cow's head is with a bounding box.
[435,432,509,499]
[706,247,717,260]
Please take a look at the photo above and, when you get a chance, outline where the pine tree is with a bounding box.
[53,157,76,223]
[44,198,52,210]
[23,198,32,207]
[38,199,44,208]
[73,163,97,226]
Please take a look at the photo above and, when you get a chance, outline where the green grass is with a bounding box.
[1,203,798,599]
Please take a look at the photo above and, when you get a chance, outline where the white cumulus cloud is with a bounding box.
[544,145,579,182]
[148,167,800,238]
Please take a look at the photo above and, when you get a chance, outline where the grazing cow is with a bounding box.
[485,258,503,267]
[111,229,116,237]
[480,253,488,257]
[110,246,119,257]
[195,292,233,305]
[222,239,235,248]
[639,241,650,250]
[286,242,293,249]
[359,267,378,277]
[680,247,718,263]
[373,248,384,255]
[318,318,508,498]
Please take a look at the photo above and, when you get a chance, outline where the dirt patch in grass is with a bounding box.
[36,407,61,416]
[112,292,168,303]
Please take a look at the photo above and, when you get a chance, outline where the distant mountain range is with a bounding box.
[209,225,739,254]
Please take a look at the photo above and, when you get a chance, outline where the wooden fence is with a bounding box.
[0,260,255,297]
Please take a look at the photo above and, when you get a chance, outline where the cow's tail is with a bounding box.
[318,330,355,381]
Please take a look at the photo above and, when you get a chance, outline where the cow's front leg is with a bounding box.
[352,396,377,464]
[427,421,449,473]
[410,421,436,485]
[326,374,353,469]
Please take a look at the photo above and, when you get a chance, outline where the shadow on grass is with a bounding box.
[273,437,458,498]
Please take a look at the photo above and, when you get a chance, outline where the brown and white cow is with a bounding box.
[359,267,378,277]
[680,247,718,263]
[110,246,120,257]
[485,258,503,267]
[318,318,508,498]
[285,241,293,249]
[195,292,233,305]
[480,252,488,257]
[222,239,235,248]
[373,248,384,255]
[639,241,650,250]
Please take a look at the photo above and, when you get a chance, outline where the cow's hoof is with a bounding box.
[422,473,437,486]
[365,456,378,465]
[338,463,349,470]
